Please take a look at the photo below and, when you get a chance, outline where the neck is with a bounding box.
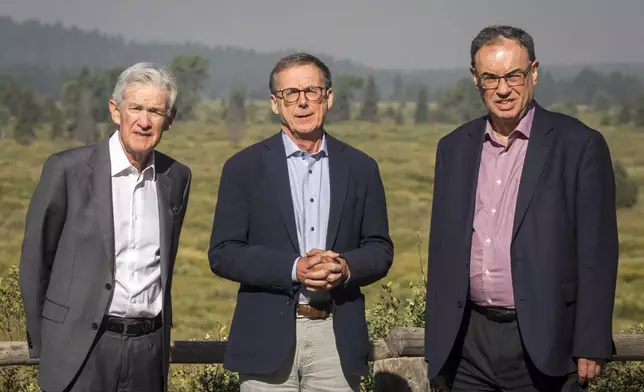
[490,116,520,138]
[118,137,151,173]
[284,127,324,154]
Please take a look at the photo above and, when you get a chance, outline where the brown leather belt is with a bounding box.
[469,301,517,323]
[296,302,332,319]
[102,314,162,336]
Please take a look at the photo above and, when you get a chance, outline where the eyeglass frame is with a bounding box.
[272,86,329,104]
[472,62,535,90]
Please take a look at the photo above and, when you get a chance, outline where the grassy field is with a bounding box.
[1,104,643,341]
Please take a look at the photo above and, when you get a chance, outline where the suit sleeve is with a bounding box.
[426,141,445,287]
[572,131,619,360]
[18,154,68,358]
[208,158,298,294]
[341,158,394,288]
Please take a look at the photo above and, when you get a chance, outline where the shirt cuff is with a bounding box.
[291,257,300,282]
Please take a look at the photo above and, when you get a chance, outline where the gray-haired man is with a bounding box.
[19,62,192,392]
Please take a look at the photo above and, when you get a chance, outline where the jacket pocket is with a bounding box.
[41,298,69,324]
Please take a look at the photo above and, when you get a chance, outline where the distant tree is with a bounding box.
[74,86,99,144]
[49,101,64,140]
[437,78,486,123]
[171,54,210,121]
[391,74,404,105]
[599,111,613,127]
[358,75,379,122]
[593,91,611,111]
[414,84,429,124]
[617,103,632,125]
[327,74,363,123]
[225,90,246,146]
[614,161,638,209]
[634,94,644,127]
[13,90,39,145]
[0,106,10,140]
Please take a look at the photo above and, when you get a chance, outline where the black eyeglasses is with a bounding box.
[474,63,533,90]
[273,86,327,103]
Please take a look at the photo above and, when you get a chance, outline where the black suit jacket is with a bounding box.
[424,102,619,378]
[208,131,393,376]
[19,135,191,392]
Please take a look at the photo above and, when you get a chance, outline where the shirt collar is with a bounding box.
[485,100,536,141]
[281,130,328,158]
[108,130,156,178]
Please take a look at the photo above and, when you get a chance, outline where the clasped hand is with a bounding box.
[296,248,350,291]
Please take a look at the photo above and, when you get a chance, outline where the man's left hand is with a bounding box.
[577,357,604,385]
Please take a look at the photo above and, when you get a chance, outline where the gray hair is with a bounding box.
[111,62,178,116]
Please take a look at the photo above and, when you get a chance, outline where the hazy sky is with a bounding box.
[2,0,643,70]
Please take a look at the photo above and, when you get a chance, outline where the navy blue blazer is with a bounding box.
[208,131,394,376]
[425,102,619,378]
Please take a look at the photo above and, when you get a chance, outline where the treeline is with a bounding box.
[2,16,644,103]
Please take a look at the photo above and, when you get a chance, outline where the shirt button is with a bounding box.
[496,179,501,185]
[487,298,493,304]
[310,227,315,231]
[485,238,491,245]
[491,208,497,214]
[485,269,489,276]
[310,198,314,202]
[308,170,312,174]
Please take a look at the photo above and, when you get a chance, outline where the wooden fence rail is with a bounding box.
[2,327,644,391]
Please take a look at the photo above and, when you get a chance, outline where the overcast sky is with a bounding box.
[2,0,643,70]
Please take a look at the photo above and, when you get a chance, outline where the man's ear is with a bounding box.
[164,106,177,130]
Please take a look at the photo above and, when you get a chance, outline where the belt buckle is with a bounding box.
[122,322,129,335]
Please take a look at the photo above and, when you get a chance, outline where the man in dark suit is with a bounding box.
[19,62,191,392]
[208,52,393,391]
[424,25,619,391]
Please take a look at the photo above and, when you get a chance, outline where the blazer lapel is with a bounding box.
[155,152,174,291]
[512,104,554,241]
[325,135,349,250]
[261,132,300,254]
[88,137,115,276]
[462,118,487,255]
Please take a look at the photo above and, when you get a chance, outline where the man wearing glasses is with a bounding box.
[208,52,393,391]
[424,25,619,391]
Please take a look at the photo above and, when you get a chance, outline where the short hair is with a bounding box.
[269,52,332,93]
[111,62,178,116]
[470,25,536,68]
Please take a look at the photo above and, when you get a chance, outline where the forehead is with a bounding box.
[122,83,169,107]
[275,64,325,89]
[474,38,530,74]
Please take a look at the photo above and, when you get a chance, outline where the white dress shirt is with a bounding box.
[107,131,163,318]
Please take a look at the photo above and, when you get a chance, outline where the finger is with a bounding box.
[305,249,324,257]
[304,279,328,288]
[309,261,343,273]
[577,359,588,384]
[326,272,342,283]
[306,255,324,268]
[305,269,331,280]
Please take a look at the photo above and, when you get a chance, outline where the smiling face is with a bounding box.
[471,37,538,123]
[108,82,173,167]
[270,64,333,139]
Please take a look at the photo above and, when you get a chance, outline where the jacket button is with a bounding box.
[286,299,293,306]
[105,283,112,290]
[457,301,463,308]
[91,322,99,330]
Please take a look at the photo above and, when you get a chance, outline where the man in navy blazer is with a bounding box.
[208,52,393,391]
[425,26,619,391]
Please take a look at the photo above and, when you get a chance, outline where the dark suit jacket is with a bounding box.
[208,131,393,376]
[18,134,191,392]
[424,102,619,378]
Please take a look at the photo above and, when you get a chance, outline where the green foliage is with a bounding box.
[171,54,210,121]
[414,84,429,124]
[327,74,363,123]
[358,75,380,123]
[634,94,644,127]
[614,161,639,209]
[436,78,486,123]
